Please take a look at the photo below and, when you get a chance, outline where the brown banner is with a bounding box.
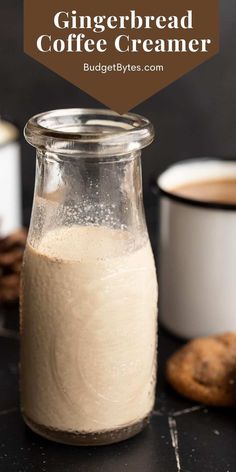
[24,0,219,113]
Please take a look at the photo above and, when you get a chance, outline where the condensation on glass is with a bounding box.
[21,109,158,446]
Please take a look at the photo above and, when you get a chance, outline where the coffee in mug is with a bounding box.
[171,178,236,205]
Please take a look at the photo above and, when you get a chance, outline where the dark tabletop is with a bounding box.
[0,300,236,472]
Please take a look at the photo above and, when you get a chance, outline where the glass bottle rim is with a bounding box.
[24,108,155,157]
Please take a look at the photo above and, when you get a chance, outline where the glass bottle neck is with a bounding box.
[31,150,147,245]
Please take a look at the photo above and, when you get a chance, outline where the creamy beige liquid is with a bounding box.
[172,178,236,204]
[21,226,157,433]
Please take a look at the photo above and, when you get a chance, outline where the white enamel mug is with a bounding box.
[158,158,236,339]
[0,120,22,237]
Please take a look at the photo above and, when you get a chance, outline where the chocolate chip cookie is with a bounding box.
[166,333,236,406]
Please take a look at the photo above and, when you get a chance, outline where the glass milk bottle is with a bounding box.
[21,109,158,446]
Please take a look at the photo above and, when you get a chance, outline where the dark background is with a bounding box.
[0,0,236,222]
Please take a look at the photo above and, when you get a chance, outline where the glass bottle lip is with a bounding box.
[24,108,155,157]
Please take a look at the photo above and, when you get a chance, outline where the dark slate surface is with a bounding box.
[0,306,235,472]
